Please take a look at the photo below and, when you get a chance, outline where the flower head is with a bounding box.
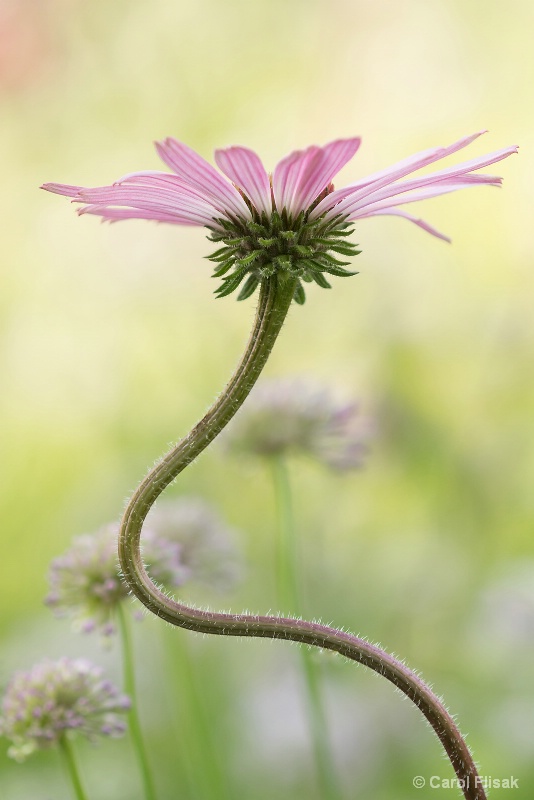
[225,378,368,471]
[46,500,238,633]
[45,523,129,635]
[42,132,517,304]
[0,658,130,761]
[144,498,240,591]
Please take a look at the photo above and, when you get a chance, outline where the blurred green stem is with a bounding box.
[117,604,158,800]
[169,634,232,800]
[59,736,89,800]
[271,456,343,800]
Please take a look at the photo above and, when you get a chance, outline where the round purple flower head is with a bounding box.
[46,499,239,634]
[225,377,369,471]
[0,658,130,762]
[144,498,240,590]
[45,524,128,635]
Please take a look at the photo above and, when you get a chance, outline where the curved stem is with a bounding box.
[59,736,89,800]
[119,276,487,800]
[116,604,158,800]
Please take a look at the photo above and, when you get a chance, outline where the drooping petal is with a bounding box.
[214,146,272,216]
[42,175,221,227]
[356,207,451,242]
[79,206,203,225]
[155,138,251,219]
[78,204,214,226]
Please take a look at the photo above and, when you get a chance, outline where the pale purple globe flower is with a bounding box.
[42,132,517,304]
[0,658,130,762]
[46,500,239,634]
[144,498,241,591]
[225,378,369,471]
[46,524,129,635]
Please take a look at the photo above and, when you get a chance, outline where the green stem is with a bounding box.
[117,603,158,800]
[271,457,343,800]
[59,736,89,800]
[271,457,299,612]
[168,634,232,800]
[119,276,487,800]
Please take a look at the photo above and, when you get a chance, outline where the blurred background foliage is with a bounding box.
[1,0,533,797]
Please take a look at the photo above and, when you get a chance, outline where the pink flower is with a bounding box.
[42,132,517,303]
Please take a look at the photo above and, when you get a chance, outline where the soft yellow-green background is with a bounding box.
[1,1,533,798]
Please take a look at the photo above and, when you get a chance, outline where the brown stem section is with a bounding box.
[119,276,486,800]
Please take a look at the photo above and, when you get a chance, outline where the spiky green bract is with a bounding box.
[206,209,361,304]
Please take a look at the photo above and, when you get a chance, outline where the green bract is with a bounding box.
[207,210,360,304]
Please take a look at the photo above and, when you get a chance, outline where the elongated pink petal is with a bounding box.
[272,146,321,214]
[357,207,451,242]
[294,138,361,212]
[340,148,516,217]
[155,138,251,219]
[348,176,502,216]
[214,146,272,216]
[78,205,205,226]
[310,131,490,219]
[75,183,216,213]
[43,175,222,227]
[83,197,215,225]
[41,183,84,197]
[113,171,224,204]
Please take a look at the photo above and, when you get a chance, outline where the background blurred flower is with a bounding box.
[0,0,56,91]
[224,377,369,471]
[46,498,239,634]
[45,523,128,635]
[143,497,241,591]
[0,658,130,762]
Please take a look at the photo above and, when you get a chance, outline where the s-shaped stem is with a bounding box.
[119,276,486,800]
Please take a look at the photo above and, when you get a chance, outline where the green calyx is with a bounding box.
[206,209,361,304]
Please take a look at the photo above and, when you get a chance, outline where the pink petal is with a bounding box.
[348,176,502,216]
[214,146,272,216]
[294,138,361,212]
[76,182,215,213]
[43,175,221,227]
[114,170,222,204]
[41,183,84,197]
[86,195,214,225]
[341,148,516,217]
[272,145,322,214]
[311,131,489,219]
[82,200,213,225]
[78,205,204,226]
[357,208,451,242]
[155,138,251,219]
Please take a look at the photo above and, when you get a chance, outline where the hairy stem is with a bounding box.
[119,276,487,800]
[59,736,89,800]
[117,604,158,800]
[272,456,343,800]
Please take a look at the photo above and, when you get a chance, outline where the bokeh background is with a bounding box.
[1,0,533,798]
